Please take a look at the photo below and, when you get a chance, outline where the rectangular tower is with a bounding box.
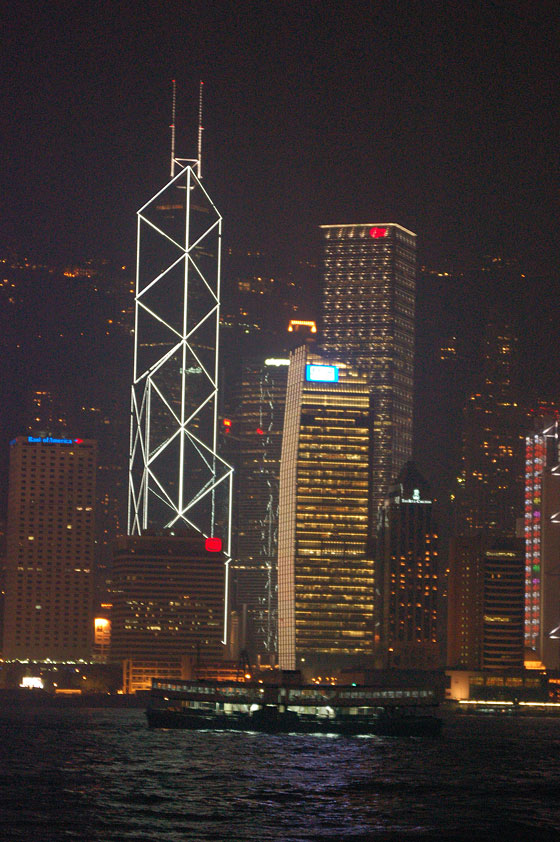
[447,534,485,668]
[230,356,289,658]
[320,223,416,512]
[482,539,525,670]
[128,160,233,642]
[524,419,560,668]
[111,531,225,669]
[3,436,96,661]
[376,461,439,669]
[277,346,374,674]
[457,320,527,537]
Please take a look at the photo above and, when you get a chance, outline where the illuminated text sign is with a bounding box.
[306,364,339,383]
[27,436,82,445]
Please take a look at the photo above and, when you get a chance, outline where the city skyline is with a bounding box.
[2,2,559,524]
[2,2,559,678]
[3,5,560,836]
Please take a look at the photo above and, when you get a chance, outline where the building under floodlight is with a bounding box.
[320,223,416,514]
[127,159,233,641]
[277,346,374,675]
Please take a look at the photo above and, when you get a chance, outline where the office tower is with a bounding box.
[128,160,233,580]
[229,356,289,658]
[447,534,485,668]
[447,535,524,670]
[111,530,225,691]
[278,346,374,674]
[3,435,96,661]
[376,461,439,669]
[524,417,560,668]
[457,320,527,537]
[320,223,416,512]
[482,538,525,669]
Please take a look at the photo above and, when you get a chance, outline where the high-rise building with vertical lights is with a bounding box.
[376,461,439,669]
[524,416,560,668]
[229,356,289,658]
[277,346,374,673]
[3,436,96,661]
[320,223,416,512]
[128,158,233,641]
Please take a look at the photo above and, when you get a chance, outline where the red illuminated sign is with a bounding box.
[369,227,387,238]
[256,428,264,435]
[205,537,222,552]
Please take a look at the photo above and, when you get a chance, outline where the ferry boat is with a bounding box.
[146,679,442,737]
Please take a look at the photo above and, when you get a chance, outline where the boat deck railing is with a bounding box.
[151,679,440,709]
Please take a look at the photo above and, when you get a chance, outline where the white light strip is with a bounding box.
[129,161,233,644]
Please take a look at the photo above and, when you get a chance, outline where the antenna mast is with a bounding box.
[197,80,204,179]
[170,79,176,178]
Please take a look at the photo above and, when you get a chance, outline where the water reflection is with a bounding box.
[1,709,560,840]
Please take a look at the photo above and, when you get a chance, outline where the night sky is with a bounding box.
[2,0,560,511]
[3,1,559,271]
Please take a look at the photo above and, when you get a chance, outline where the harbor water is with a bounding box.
[1,706,560,841]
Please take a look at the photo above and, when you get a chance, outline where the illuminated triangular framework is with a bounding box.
[128,161,233,642]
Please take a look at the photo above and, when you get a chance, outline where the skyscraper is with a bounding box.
[229,355,289,658]
[376,461,439,669]
[277,346,374,673]
[457,320,527,537]
[127,157,233,641]
[449,319,528,669]
[447,534,485,669]
[320,223,416,511]
[524,417,560,668]
[3,435,96,661]
[482,538,525,670]
[111,529,225,691]
[447,535,525,670]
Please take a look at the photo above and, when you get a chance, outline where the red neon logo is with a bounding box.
[205,537,222,552]
[74,438,83,444]
[256,428,264,435]
[369,227,387,238]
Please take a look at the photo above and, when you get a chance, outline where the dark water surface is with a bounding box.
[1,708,560,841]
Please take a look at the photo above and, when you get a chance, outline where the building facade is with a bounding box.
[110,531,225,672]
[524,418,560,668]
[320,223,416,512]
[128,160,233,567]
[457,320,527,537]
[376,462,439,669]
[447,534,485,669]
[229,356,289,659]
[447,535,525,670]
[482,538,525,670]
[3,436,97,661]
[277,346,374,673]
